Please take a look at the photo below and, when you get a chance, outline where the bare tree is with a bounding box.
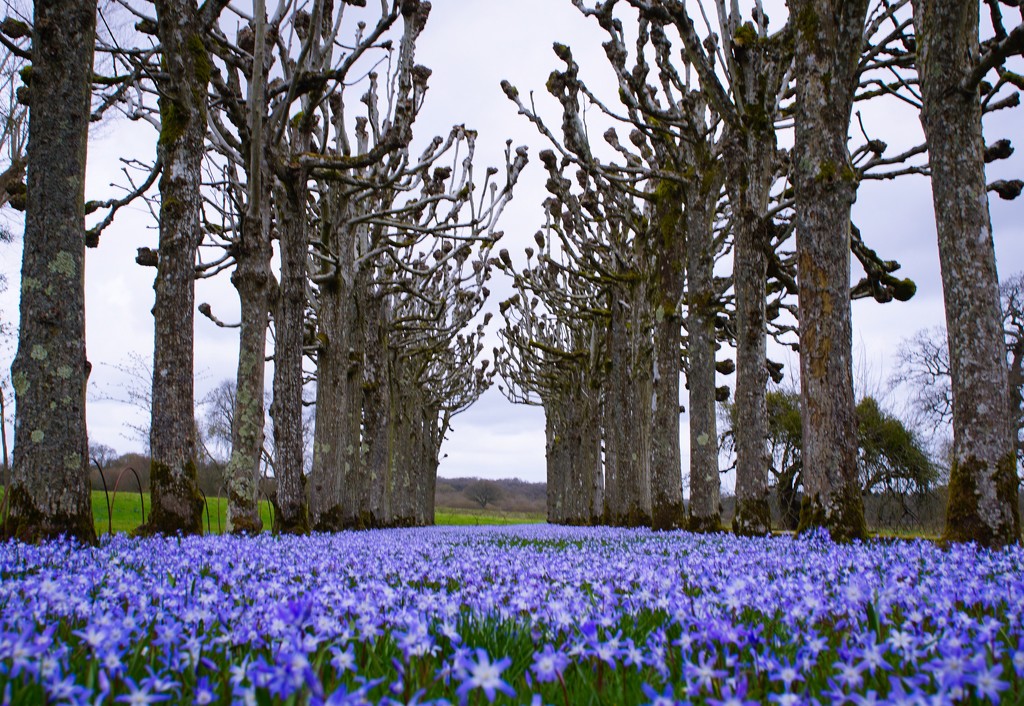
[911,0,1022,546]
[5,0,96,542]
[138,0,229,535]
[893,271,1024,484]
[0,8,27,215]
[496,230,607,526]
[1006,272,1024,474]
[464,479,503,510]
[788,0,872,541]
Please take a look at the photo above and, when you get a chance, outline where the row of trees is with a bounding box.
[2,0,527,540]
[496,0,1022,545]
[1,0,1021,547]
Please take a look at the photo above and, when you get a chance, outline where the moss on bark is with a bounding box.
[943,453,1020,547]
[651,501,685,531]
[604,506,652,528]
[140,459,204,536]
[3,483,96,545]
[687,512,723,534]
[732,496,772,536]
[272,499,309,535]
[797,489,867,543]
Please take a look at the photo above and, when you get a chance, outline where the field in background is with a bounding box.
[0,487,542,534]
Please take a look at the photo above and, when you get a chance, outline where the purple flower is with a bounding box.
[455,648,515,704]
[114,677,170,706]
[192,677,215,705]
[641,683,680,706]
[969,663,1009,702]
[531,644,569,683]
[684,650,726,692]
[707,679,759,706]
[330,644,357,674]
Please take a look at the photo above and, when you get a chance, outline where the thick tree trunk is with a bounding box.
[569,386,602,524]
[388,365,419,526]
[544,410,568,524]
[6,0,96,543]
[145,0,211,535]
[603,293,652,526]
[720,25,795,536]
[224,231,271,533]
[225,0,269,534]
[358,292,393,528]
[649,181,686,530]
[309,214,361,531]
[912,0,1019,546]
[730,211,771,536]
[546,381,602,525]
[791,0,868,542]
[411,405,442,526]
[726,128,775,536]
[270,182,309,534]
[685,190,722,532]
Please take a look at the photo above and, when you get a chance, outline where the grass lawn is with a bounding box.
[1,487,543,534]
[90,492,542,533]
[89,490,278,534]
[435,507,544,525]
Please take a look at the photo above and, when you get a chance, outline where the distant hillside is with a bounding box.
[436,477,546,515]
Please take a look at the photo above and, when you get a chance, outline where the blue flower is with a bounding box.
[454,648,515,704]
[969,663,1009,702]
[114,677,170,706]
[531,644,569,683]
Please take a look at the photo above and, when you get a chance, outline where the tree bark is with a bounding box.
[144,0,212,535]
[545,379,602,525]
[649,180,686,530]
[6,0,96,543]
[309,210,362,531]
[224,232,271,533]
[545,409,568,523]
[270,179,309,534]
[912,0,1019,546]
[791,0,868,542]
[727,128,774,537]
[226,0,270,534]
[388,363,419,526]
[412,404,443,526]
[358,290,393,528]
[602,290,652,526]
[685,185,722,532]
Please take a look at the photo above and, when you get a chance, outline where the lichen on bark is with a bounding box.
[5,0,96,544]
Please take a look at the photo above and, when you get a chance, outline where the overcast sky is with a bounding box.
[1,1,1022,486]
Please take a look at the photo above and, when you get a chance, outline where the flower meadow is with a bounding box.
[1,526,1023,705]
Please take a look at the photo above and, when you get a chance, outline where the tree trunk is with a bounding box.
[270,180,309,534]
[546,380,602,525]
[413,405,443,526]
[388,362,419,526]
[570,385,603,524]
[145,0,212,535]
[358,291,393,528]
[6,0,96,543]
[685,187,722,532]
[727,129,774,537]
[791,0,868,542]
[544,409,568,523]
[224,229,271,533]
[912,0,1019,546]
[225,0,270,535]
[602,291,652,526]
[309,213,361,531]
[649,180,686,530]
